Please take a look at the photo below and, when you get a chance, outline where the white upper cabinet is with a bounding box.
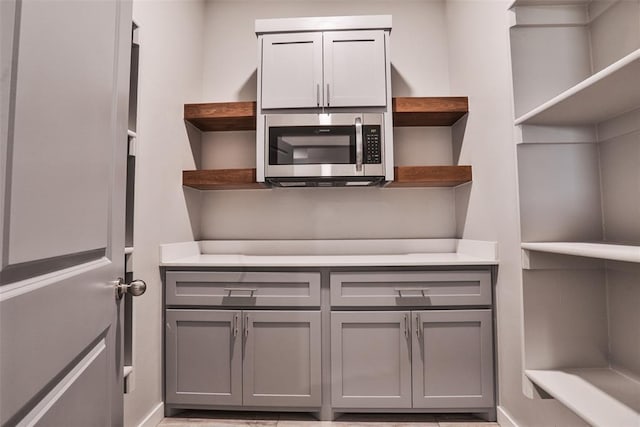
[261,32,323,109]
[257,16,391,111]
[261,30,387,110]
[323,30,387,108]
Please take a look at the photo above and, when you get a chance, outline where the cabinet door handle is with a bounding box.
[244,314,250,337]
[355,117,363,172]
[415,313,421,338]
[403,314,409,338]
[233,314,239,337]
[326,83,330,107]
[316,83,320,107]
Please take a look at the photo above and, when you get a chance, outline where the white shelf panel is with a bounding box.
[510,0,588,7]
[521,242,640,263]
[515,49,640,125]
[526,368,640,427]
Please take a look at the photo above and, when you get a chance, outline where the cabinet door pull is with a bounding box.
[326,83,330,106]
[403,314,409,338]
[244,314,250,337]
[415,313,421,338]
[233,314,239,337]
[316,83,320,107]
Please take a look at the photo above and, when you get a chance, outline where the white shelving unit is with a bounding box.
[509,1,640,425]
[515,49,640,125]
[525,369,640,427]
[522,242,640,263]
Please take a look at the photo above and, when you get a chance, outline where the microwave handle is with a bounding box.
[355,117,363,172]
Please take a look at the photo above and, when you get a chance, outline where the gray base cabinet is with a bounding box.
[164,267,495,418]
[165,308,321,408]
[331,309,493,409]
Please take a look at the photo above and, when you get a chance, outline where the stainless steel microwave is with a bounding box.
[261,113,387,187]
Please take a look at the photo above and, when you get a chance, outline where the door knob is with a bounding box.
[115,277,147,300]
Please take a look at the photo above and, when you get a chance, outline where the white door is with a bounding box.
[260,32,323,109]
[0,0,132,425]
[323,30,387,108]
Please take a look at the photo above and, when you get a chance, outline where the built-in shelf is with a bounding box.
[183,97,471,189]
[184,101,257,131]
[184,97,469,131]
[391,97,468,126]
[387,166,472,188]
[526,369,640,427]
[183,166,472,190]
[183,168,267,190]
[515,49,640,126]
[521,242,640,263]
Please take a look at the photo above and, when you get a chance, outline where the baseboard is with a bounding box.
[497,406,519,427]
[137,402,164,427]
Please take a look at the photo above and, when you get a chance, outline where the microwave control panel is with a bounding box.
[363,125,382,164]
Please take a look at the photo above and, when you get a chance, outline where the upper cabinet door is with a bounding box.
[323,30,387,108]
[261,32,323,109]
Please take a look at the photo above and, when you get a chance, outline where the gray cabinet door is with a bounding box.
[331,311,412,408]
[412,309,494,409]
[261,32,323,109]
[166,309,242,406]
[243,310,322,407]
[323,30,387,108]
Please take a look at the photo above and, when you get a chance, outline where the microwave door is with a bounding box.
[267,124,362,177]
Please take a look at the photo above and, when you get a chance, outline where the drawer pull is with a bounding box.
[224,288,257,297]
[395,287,429,297]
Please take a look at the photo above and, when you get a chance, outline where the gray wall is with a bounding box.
[197,0,459,240]
[124,1,205,426]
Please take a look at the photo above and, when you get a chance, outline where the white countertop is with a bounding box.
[159,239,498,267]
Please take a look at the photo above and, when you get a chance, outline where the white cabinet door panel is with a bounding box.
[261,33,323,109]
[323,30,387,108]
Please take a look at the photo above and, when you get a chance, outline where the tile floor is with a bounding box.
[159,411,500,427]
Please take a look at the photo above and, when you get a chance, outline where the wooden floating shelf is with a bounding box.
[184,97,469,131]
[183,168,266,190]
[184,101,256,131]
[392,97,468,127]
[183,166,472,190]
[387,166,472,187]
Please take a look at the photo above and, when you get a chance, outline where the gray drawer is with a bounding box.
[166,271,321,307]
[330,270,491,307]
